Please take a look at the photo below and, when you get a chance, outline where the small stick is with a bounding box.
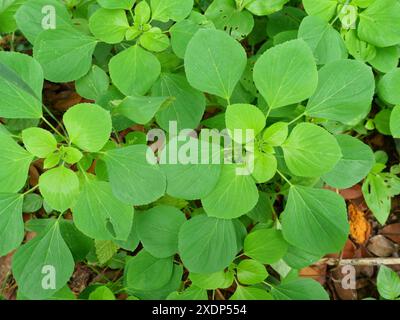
[317,257,400,266]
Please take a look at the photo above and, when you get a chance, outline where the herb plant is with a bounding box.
[0,0,399,300]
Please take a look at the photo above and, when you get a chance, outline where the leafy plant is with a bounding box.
[0,0,399,301]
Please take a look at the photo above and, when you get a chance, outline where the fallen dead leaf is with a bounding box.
[367,235,396,257]
[348,203,372,245]
[379,223,400,244]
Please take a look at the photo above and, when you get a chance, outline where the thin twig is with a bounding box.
[317,257,400,266]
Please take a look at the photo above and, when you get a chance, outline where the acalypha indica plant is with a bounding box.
[0,0,399,300]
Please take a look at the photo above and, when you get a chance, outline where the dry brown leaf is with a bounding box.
[348,203,371,245]
[379,223,400,244]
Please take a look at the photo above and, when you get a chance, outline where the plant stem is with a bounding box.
[317,257,400,266]
[288,112,306,125]
[41,116,68,142]
[42,104,68,136]
[22,184,39,196]
[276,169,293,187]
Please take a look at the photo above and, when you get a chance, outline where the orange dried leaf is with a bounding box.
[348,204,371,245]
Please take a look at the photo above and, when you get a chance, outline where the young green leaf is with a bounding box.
[140,28,170,52]
[12,220,75,300]
[190,270,234,290]
[72,179,134,241]
[15,0,72,44]
[262,122,288,146]
[0,132,33,193]
[0,194,24,256]
[39,166,80,213]
[377,68,400,105]
[322,135,375,189]
[0,0,25,33]
[95,240,119,265]
[63,103,112,152]
[245,0,288,16]
[136,205,186,258]
[150,0,193,22]
[225,104,266,144]
[33,26,98,83]
[125,250,174,291]
[89,286,116,300]
[390,105,400,138]
[302,0,338,21]
[253,39,318,109]
[237,259,268,285]
[97,0,135,9]
[271,278,329,300]
[377,266,400,300]
[244,229,288,264]
[22,128,57,158]
[201,164,259,219]
[185,29,247,100]
[75,65,109,101]
[109,45,161,96]
[230,286,273,300]
[115,95,168,125]
[282,123,342,178]
[178,214,238,273]
[89,8,129,44]
[281,186,349,255]
[104,145,166,205]
[251,151,277,184]
[358,0,400,47]
[306,59,375,125]
[298,15,347,65]
[152,73,206,131]
[0,51,43,119]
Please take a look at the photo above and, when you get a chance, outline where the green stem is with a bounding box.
[10,32,15,52]
[22,184,39,196]
[288,112,306,125]
[41,116,68,142]
[42,104,68,136]
[276,169,293,187]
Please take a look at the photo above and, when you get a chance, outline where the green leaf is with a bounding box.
[282,123,342,177]
[12,220,75,300]
[140,27,170,52]
[344,29,376,62]
[298,15,347,65]
[306,59,375,125]
[358,0,400,47]
[281,186,349,255]
[62,147,83,165]
[97,0,135,9]
[0,132,33,193]
[160,136,222,200]
[225,104,266,143]
[378,68,400,105]
[89,286,115,300]
[63,103,112,152]
[136,205,186,258]
[244,229,288,264]
[125,250,174,291]
[271,278,329,300]
[33,26,97,83]
[170,12,213,58]
[73,179,134,240]
[0,0,25,33]
[104,145,166,205]
[178,214,238,273]
[262,122,288,146]
[230,286,273,300]
[245,0,288,16]
[205,0,254,40]
[283,245,321,270]
[185,29,247,99]
[0,51,43,119]
[377,266,400,300]
[251,152,277,184]
[114,216,140,251]
[0,194,24,256]
[201,164,259,219]
[109,45,161,96]
[167,286,208,300]
[237,259,268,285]
[15,0,72,44]
[23,193,43,213]
[253,39,318,109]
[89,8,129,44]
[362,174,391,225]
[302,0,338,21]
[150,0,193,22]
[134,0,151,25]
[190,270,234,290]
[22,128,57,158]
[152,73,206,131]
[115,95,168,125]
[391,105,400,138]
[95,240,119,265]
[75,65,109,101]
[322,135,375,189]
[368,46,400,73]
[39,166,80,213]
